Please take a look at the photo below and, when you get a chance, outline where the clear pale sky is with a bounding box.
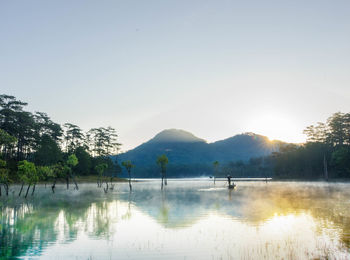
[1,0,349,151]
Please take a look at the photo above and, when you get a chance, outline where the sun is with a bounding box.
[247,113,305,143]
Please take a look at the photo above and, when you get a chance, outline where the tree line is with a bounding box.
[213,112,350,180]
[0,94,122,196]
[272,112,350,179]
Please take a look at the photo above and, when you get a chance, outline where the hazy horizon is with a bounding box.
[1,0,349,151]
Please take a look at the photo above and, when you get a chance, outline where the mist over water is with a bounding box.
[1,180,350,259]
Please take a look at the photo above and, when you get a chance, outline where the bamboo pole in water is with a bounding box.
[323,154,329,181]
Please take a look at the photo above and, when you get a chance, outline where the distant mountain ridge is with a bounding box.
[115,129,283,177]
[149,129,206,143]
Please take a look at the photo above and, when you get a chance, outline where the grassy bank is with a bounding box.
[74,175,127,183]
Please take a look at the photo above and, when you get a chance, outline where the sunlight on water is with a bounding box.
[1,180,350,259]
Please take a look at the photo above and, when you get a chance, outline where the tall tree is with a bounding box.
[0,129,17,158]
[74,146,91,176]
[63,123,84,153]
[157,154,169,189]
[0,94,28,135]
[87,127,121,156]
[34,112,62,144]
[0,159,10,196]
[327,112,347,146]
[122,160,134,191]
[17,160,37,198]
[66,154,79,190]
[95,163,108,188]
[34,134,63,166]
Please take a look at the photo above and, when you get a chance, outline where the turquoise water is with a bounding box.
[1,180,350,259]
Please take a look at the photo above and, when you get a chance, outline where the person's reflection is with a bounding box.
[228,188,232,200]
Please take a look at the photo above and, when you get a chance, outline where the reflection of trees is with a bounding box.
[1,202,61,257]
[158,190,169,224]
[121,191,132,220]
[0,188,126,258]
[1,182,350,258]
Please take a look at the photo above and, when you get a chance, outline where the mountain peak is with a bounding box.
[150,129,206,143]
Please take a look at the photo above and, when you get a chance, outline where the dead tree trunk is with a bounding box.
[104,182,108,193]
[72,175,79,190]
[24,184,31,198]
[31,183,36,196]
[19,183,24,196]
[324,154,329,181]
[161,174,164,190]
[52,179,56,193]
[128,171,132,191]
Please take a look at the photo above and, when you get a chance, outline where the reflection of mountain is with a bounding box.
[1,182,350,258]
[116,129,282,177]
[117,182,350,247]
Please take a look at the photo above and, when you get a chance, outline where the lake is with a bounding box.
[1,180,350,259]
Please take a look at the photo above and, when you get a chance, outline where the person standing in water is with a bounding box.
[227,175,235,189]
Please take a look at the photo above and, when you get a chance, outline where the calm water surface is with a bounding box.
[1,180,350,259]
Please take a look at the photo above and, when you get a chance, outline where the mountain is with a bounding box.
[149,129,206,143]
[115,129,283,177]
[209,132,281,162]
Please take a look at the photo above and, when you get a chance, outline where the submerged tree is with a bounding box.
[0,159,10,196]
[50,163,64,193]
[122,160,134,191]
[49,155,79,193]
[17,160,37,198]
[157,154,169,189]
[213,161,219,184]
[66,154,79,190]
[95,163,108,188]
[36,166,52,188]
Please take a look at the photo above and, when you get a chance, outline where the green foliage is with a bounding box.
[50,163,66,179]
[272,112,350,179]
[63,123,84,153]
[0,159,9,183]
[17,160,37,184]
[95,163,108,177]
[122,160,134,173]
[95,163,108,187]
[86,127,121,157]
[0,93,121,178]
[0,158,6,168]
[34,134,62,166]
[67,154,78,168]
[213,160,219,173]
[74,146,92,176]
[331,147,350,176]
[36,166,53,181]
[122,160,134,190]
[156,154,168,173]
[0,129,17,147]
[91,156,115,176]
[304,112,350,147]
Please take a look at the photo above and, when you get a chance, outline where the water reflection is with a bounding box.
[1,181,350,259]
